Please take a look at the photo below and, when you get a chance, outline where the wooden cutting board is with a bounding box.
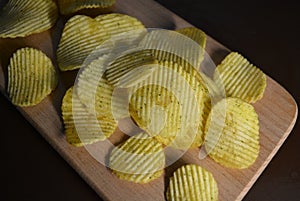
[0,0,297,200]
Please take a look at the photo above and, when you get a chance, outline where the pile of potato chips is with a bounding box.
[1,1,267,200]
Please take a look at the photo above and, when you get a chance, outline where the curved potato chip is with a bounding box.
[176,27,207,49]
[7,48,58,106]
[214,52,266,103]
[62,87,117,147]
[139,29,204,68]
[58,0,115,15]
[57,15,107,71]
[0,0,58,38]
[176,27,207,63]
[204,98,260,169]
[95,13,145,36]
[167,164,218,201]
[109,132,165,183]
[57,13,145,71]
[129,61,208,149]
[105,49,158,86]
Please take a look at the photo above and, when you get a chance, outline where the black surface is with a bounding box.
[1,1,300,200]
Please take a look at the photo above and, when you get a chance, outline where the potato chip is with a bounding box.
[129,61,208,149]
[57,13,145,71]
[0,0,58,38]
[7,48,58,106]
[214,52,266,103]
[167,164,218,201]
[62,87,117,147]
[109,132,165,183]
[139,29,205,68]
[57,15,107,71]
[176,27,207,63]
[95,13,145,36]
[58,0,115,15]
[176,27,207,49]
[204,98,260,169]
[105,49,158,86]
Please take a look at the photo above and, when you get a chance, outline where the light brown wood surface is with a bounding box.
[0,0,297,201]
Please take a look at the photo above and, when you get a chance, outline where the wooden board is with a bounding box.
[0,0,297,200]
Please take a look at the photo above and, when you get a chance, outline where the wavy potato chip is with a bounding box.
[176,27,207,49]
[167,164,218,201]
[214,52,266,103]
[109,133,165,183]
[204,98,260,169]
[106,49,158,86]
[57,15,108,71]
[58,0,115,15]
[0,0,58,38]
[95,13,145,36]
[62,87,117,147]
[129,61,209,149]
[7,48,58,106]
[139,29,205,68]
[57,13,145,71]
[176,27,207,64]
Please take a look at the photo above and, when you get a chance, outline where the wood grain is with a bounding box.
[0,0,297,200]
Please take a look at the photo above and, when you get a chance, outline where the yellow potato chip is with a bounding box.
[58,0,115,15]
[7,48,58,106]
[95,13,145,35]
[167,164,218,201]
[176,27,207,50]
[105,49,158,86]
[0,0,58,38]
[129,61,208,149]
[57,13,145,71]
[62,87,117,147]
[139,29,205,68]
[204,98,260,169]
[109,132,165,183]
[176,27,207,63]
[214,52,266,103]
[57,15,107,71]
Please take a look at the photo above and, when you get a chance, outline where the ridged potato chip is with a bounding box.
[0,0,58,38]
[129,61,208,149]
[176,27,207,49]
[62,87,117,147]
[109,133,165,183]
[176,27,207,63]
[139,29,205,68]
[105,49,158,86]
[57,15,107,71]
[214,52,266,103]
[7,48,58,106]
[204,98,260,169]
[95,13,145,36]
[57,13,145,71]
[167,164,218,201]
[58,0,115,15]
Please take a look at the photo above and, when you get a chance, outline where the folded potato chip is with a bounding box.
[109,132,165,183]
[57,13,145,71]
[7,48,58,106]
[204,98,260,169]
[0,0,58,38]
[62,87,117,147]
[214,52,266,103]
[167,164,218,201]
[58,0,116,15]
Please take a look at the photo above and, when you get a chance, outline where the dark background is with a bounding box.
[1,0,299,200]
